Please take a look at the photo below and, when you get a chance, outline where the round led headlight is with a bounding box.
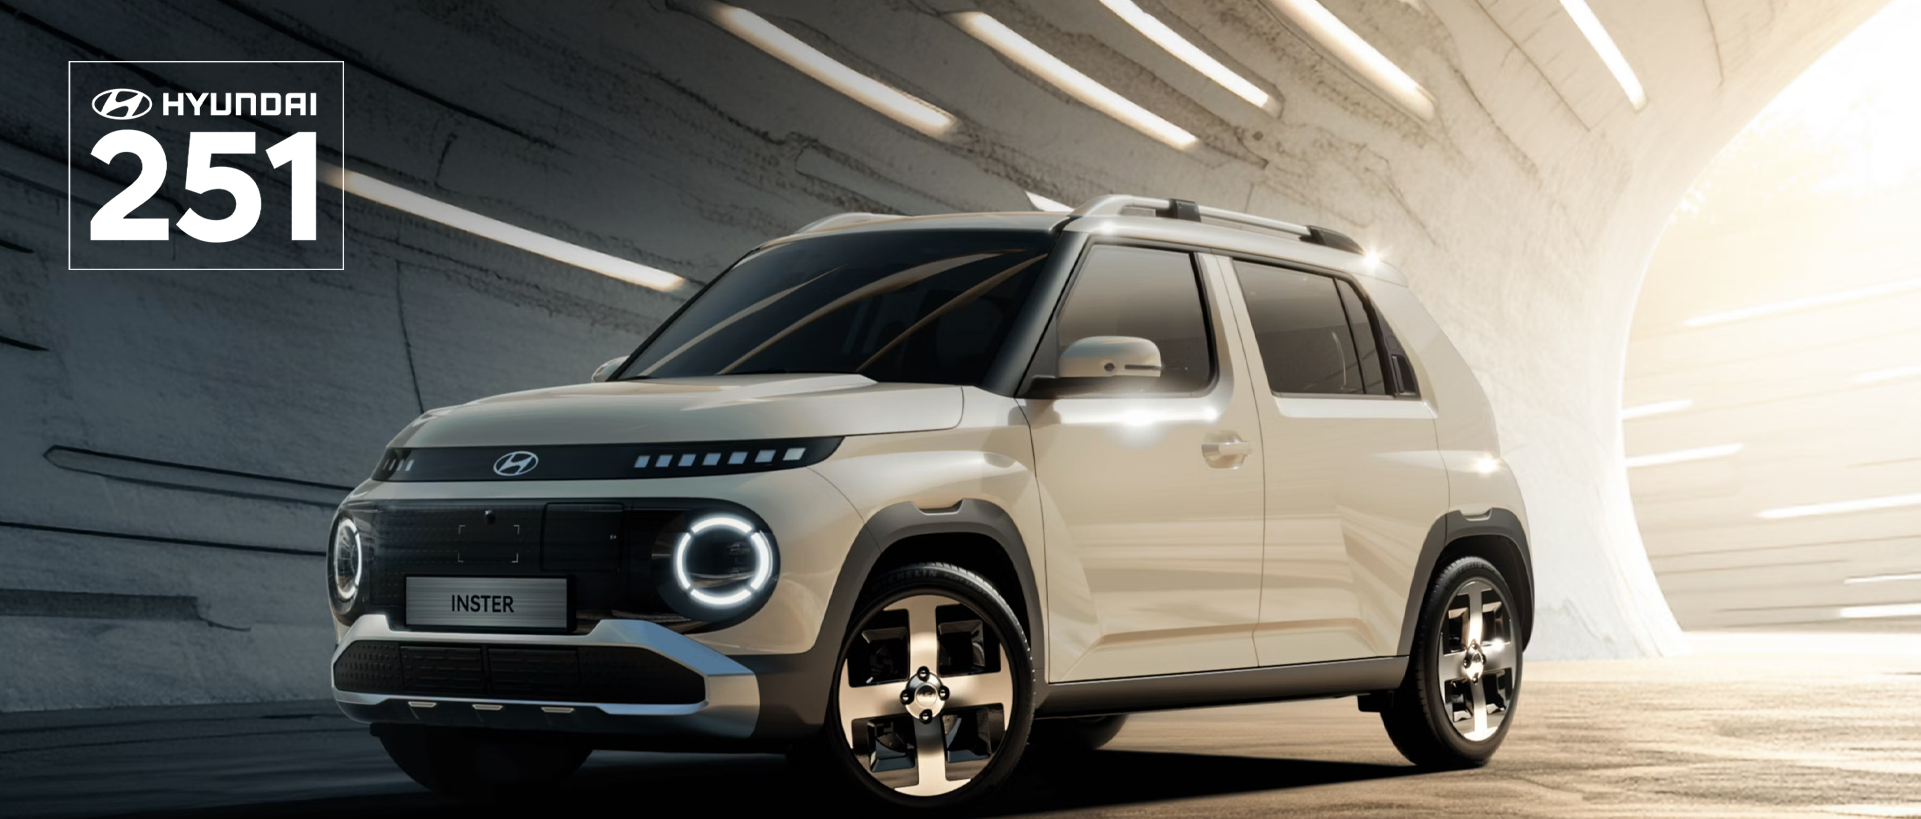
[331,517,363,602]
[671,514,775,610]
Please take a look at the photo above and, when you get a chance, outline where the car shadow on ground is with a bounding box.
[986,749,1422,814]
[149,749,1423,818]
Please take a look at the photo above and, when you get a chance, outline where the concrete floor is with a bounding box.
[3,633,1919,818]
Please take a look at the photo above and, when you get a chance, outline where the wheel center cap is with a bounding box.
[1463,644,1486,682]
[902,667,948,722]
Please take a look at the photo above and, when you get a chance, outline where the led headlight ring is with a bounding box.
[332,518,364,602]
[672,514,774,608]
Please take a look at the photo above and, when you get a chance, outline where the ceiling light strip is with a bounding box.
[1620,398,1693,421]
[1844,572,1921,586]
[1623,442,1743,469]
[1260,0,1434,120]
[321,164,685,292]
[1855,364,1921,384]
[1557,0,1647,110]
[952,12,1198,149]
[1026,191,1073,212]
[1839,602,1921,620]
[710,4,956,138]
[1098,0,1271,109]
[1683,278,1921,328]
[1759,493,1921,520]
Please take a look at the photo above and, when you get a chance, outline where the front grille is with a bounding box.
[334,640,704,705]
[348,501,687,631]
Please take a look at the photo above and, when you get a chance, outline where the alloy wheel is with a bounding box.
[1438,577,1517,742]
[836,593,1015,797]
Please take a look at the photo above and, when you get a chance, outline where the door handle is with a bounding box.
[1202,433,1252,467]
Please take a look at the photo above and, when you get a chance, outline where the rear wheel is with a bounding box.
[818,562,1035,810]
[377,725,589,801]
[1381,556,1522,768]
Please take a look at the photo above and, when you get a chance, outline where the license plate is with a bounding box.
[406,577,568,630]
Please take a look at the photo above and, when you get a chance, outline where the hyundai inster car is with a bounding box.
[328,195,1533,810]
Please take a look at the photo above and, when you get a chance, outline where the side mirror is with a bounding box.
[1025,336,1162,398]
[590,356,627,383]
[1059,336,1162,379]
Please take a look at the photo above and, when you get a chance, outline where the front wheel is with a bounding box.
[1380,556,1522,769]
[815,562,1035,810]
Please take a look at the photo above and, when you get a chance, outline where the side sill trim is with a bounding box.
[1037,656,1407,718]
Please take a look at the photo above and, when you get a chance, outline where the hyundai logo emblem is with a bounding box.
[492,451,539,477]
[91,88,153,120]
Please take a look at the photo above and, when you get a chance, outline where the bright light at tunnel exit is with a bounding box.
[709,4,957,139]
[320,164,686,292]
[1558,0,1647,110]
[1098,0,1273,110]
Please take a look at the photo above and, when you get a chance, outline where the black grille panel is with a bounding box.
[334,641,703,705]
[351,501,685,630]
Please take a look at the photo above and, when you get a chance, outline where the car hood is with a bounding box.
[389,374,962,448]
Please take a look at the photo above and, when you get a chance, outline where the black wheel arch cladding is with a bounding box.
[735,498,1044,739]
[1396,508,1534,656]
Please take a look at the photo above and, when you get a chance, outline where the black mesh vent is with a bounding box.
[333,641,703,705]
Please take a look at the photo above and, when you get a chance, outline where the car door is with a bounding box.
[1021,243,1267,682]
[1220,256,1449,665]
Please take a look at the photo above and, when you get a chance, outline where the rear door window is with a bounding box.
[1232,260,1384,396]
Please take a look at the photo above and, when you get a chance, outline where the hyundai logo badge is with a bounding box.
[91,88,153,120]
[492,451,539,477]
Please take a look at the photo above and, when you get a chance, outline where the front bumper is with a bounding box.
[331,615,760,738]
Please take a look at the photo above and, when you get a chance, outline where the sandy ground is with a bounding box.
[3,632,1919,818]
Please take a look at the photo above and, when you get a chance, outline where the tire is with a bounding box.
[1028,714,1128,754]
[1380,556,1523,769]
[809,562,1036,811]
[378,725,589,801]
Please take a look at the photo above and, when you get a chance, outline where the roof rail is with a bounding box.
[794,212,907,234]
[1071,195,1366,255]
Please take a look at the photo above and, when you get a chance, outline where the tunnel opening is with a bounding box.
[1624,0,1921,635]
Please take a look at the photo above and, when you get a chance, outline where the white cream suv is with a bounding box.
[328,196,1532,809]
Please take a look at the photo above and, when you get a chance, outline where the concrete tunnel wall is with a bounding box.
[0,0,1887,711]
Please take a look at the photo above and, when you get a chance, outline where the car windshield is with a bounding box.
[621,229,1054,385]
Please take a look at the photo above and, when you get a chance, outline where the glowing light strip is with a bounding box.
[1683,278,1921,328]
[1098,0,1271,109]
[711,4,956,138]
[1845,572,1921,586]
[1759,493,1921,520]
[320,165,684,291]
[1261,0,1433,120]
[1027,191,1073,212]
[1558,0,1646,110]
[1623,443,1743,469]
[1839,602,1921,620]
[1855,364,1921,384]
[952,12,1198,148]
[1620,399,1694,421]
